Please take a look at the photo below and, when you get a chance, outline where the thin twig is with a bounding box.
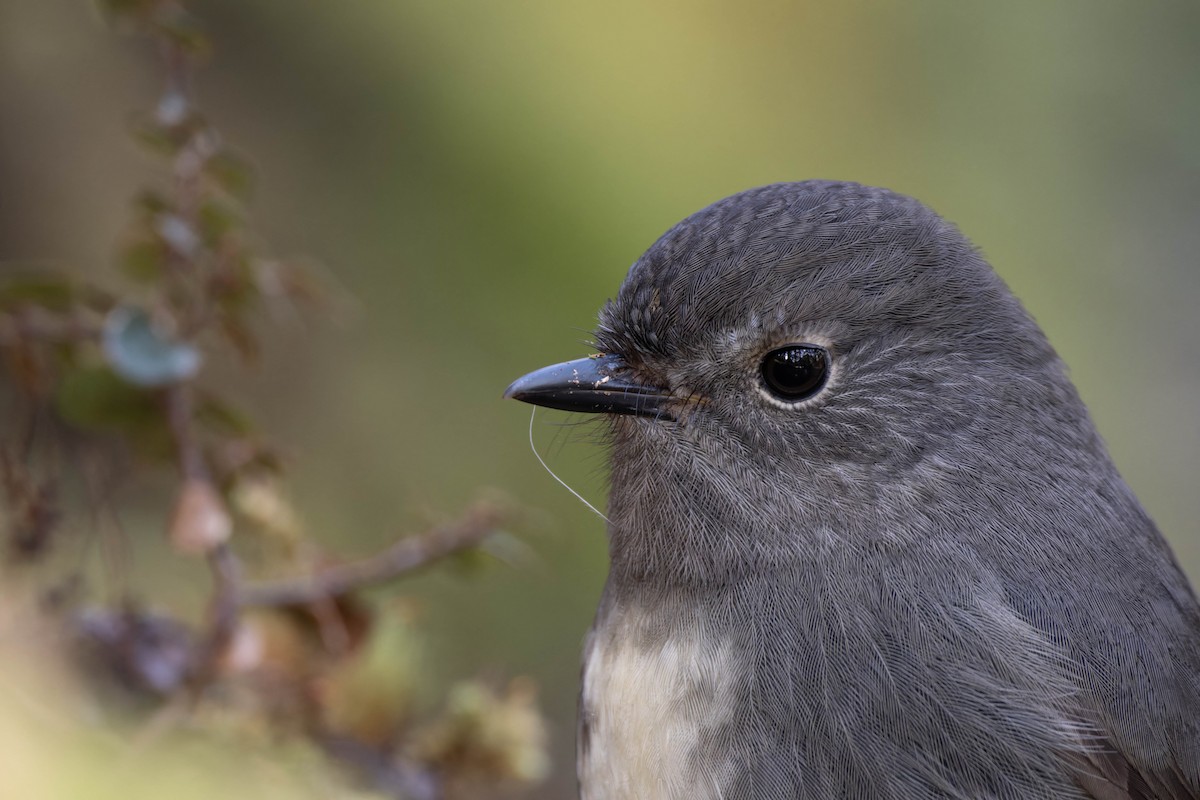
[201,542,242,648]
[0,309,101,346]
[238,501,507,609]
[164,383,243,690]
[164,383,206,481]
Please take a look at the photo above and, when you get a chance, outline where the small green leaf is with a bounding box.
[102,306,201,387]
[0,274,77,312]
[446,545,493,577]
[133,190,171,216]
[150,5,211,56]
[198,199,242,244]
[255,259,328,308]
[211,256,258,312]
[204,149,255,200]
[129,117,181,157]
[477,530,537,569]
[217,314,259,362]
[195,392,254,437]
[128,113,202,157]
[54,364,172,458]
[119,234,168,284]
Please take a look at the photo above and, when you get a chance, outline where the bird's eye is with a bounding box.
[760,345,828,403]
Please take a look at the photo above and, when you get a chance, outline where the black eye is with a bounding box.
[760,345,828,402]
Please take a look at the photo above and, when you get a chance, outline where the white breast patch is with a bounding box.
[579,625,742,800]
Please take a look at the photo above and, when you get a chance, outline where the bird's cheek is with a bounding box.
[609,414,663,449]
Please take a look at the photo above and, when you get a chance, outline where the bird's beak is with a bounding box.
[504,354,673,419]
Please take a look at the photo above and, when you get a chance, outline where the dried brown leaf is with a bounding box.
[169,477,232,555]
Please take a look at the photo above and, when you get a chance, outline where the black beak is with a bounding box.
[503,354,672,419]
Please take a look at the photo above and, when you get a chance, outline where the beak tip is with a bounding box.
[502,377,526,401]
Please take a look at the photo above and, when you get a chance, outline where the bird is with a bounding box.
[503,181,1200,800]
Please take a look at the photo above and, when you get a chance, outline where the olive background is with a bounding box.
[1,2,1198,797]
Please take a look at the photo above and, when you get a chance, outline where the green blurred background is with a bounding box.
[2,1,1198,796]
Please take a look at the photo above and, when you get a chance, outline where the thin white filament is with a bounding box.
[528,407,610,524]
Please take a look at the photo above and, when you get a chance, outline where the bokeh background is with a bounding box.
[2,1,1198,797]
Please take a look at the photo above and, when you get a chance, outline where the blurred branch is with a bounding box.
[316,732,440,800]
[0,309,101,346]
[239,500,507,609]
[0,3,547,798]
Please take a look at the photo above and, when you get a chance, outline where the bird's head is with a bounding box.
[507,181,1100,583]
